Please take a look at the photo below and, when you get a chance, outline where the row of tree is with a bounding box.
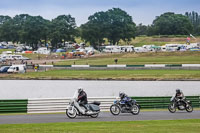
[0,8,199,49]
[0,14,77,49]
[185,11,200,35]
[136,11,200,36]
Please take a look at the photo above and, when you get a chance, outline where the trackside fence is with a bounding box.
[0,96,199,114]
[27,97,118,114]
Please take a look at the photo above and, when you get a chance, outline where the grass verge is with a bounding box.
[54,52,200,65]
[2,69,200,80]
[0,119,200,133]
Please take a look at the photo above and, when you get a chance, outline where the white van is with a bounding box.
[103,46,121,53]
[7,65,26,73]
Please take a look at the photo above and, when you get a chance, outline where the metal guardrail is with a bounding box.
[2,64,200,70]
[27,97,118,114]
[47,64,200,69]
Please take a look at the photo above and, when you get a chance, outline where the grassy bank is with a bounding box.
[130,36,200,47]
[2,69,200,80]
[0,119,200,133]
[54,51,200,65]
[76,36,200,47]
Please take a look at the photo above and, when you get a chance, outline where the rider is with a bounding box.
[119,92,132,107]
[174,89,187,106]
[77,87,88,112]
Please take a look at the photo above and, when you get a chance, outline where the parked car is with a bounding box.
[0,66,10,73]
[7,65,26,73]
[0,58,6,63]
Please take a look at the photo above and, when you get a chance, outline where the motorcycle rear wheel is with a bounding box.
[66,108,77,119]
[168,104,176,113]
[131,105,140,115]
[186,105,193,113]
[110,104,120,115]
[90,113,99,118]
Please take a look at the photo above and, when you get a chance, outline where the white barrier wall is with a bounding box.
[72,65,90,68]
[107,65,126,68]
[145,64,165,67]
[1,80,200,99]
[28,97,118,113]
[182,64,200,67]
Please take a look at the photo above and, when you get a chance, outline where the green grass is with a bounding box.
[0,119,199,133]
[54,52,200,65]
[0,49,15,54]
[3,69,200,80]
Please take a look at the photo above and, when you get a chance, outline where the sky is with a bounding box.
[0,0,200,26]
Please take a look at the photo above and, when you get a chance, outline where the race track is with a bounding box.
[0,110,200,124]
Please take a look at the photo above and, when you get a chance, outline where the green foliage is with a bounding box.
[135,23,148,36]
[0,14,77,50]
[80,8,136,47]
[185,11,200,35]
[152,12,193,35]
[49,15,77,48]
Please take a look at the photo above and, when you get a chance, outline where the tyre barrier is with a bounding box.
[132,96,200,109]
[0,99,28,113]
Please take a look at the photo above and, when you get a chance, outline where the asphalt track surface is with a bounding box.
[0,110,200,124]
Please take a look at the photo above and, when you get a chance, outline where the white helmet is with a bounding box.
[78,87,83,93]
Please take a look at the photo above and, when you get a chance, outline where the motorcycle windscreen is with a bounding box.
[89,104,100,111]
[73,90,79,99]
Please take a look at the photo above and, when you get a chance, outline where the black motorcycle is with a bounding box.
[168,97,193,113]
[110,99,140,115]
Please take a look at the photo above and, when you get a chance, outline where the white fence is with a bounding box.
[27,97,118,114]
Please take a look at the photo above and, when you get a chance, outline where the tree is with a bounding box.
[135,23,148,36]
[80,11,107,48]
[152,12,193,35]
[0,15,11,25]
[106,8,136,45]
[22,16,50,49]
[81,8,136,47]
[185,11,200,35]
[49,15,77,48]
[0,15,12,42]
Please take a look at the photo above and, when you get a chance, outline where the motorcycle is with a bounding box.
[66,90,101,119]
[110,98,140,115]
[168,96,193,113]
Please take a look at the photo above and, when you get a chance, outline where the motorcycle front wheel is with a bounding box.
[66,107,77,119]
[186,104,193,113]
[168,104,176,113]
[131,105,140,115]
[110,104,120,115]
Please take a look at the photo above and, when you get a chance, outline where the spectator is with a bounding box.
[114,59,118,64]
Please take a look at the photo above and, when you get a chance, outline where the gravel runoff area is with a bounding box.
[0,110,200,124]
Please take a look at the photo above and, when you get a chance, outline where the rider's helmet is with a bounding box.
[176,89,181,94]
[78,87,83,94]
[119,92,126,99]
